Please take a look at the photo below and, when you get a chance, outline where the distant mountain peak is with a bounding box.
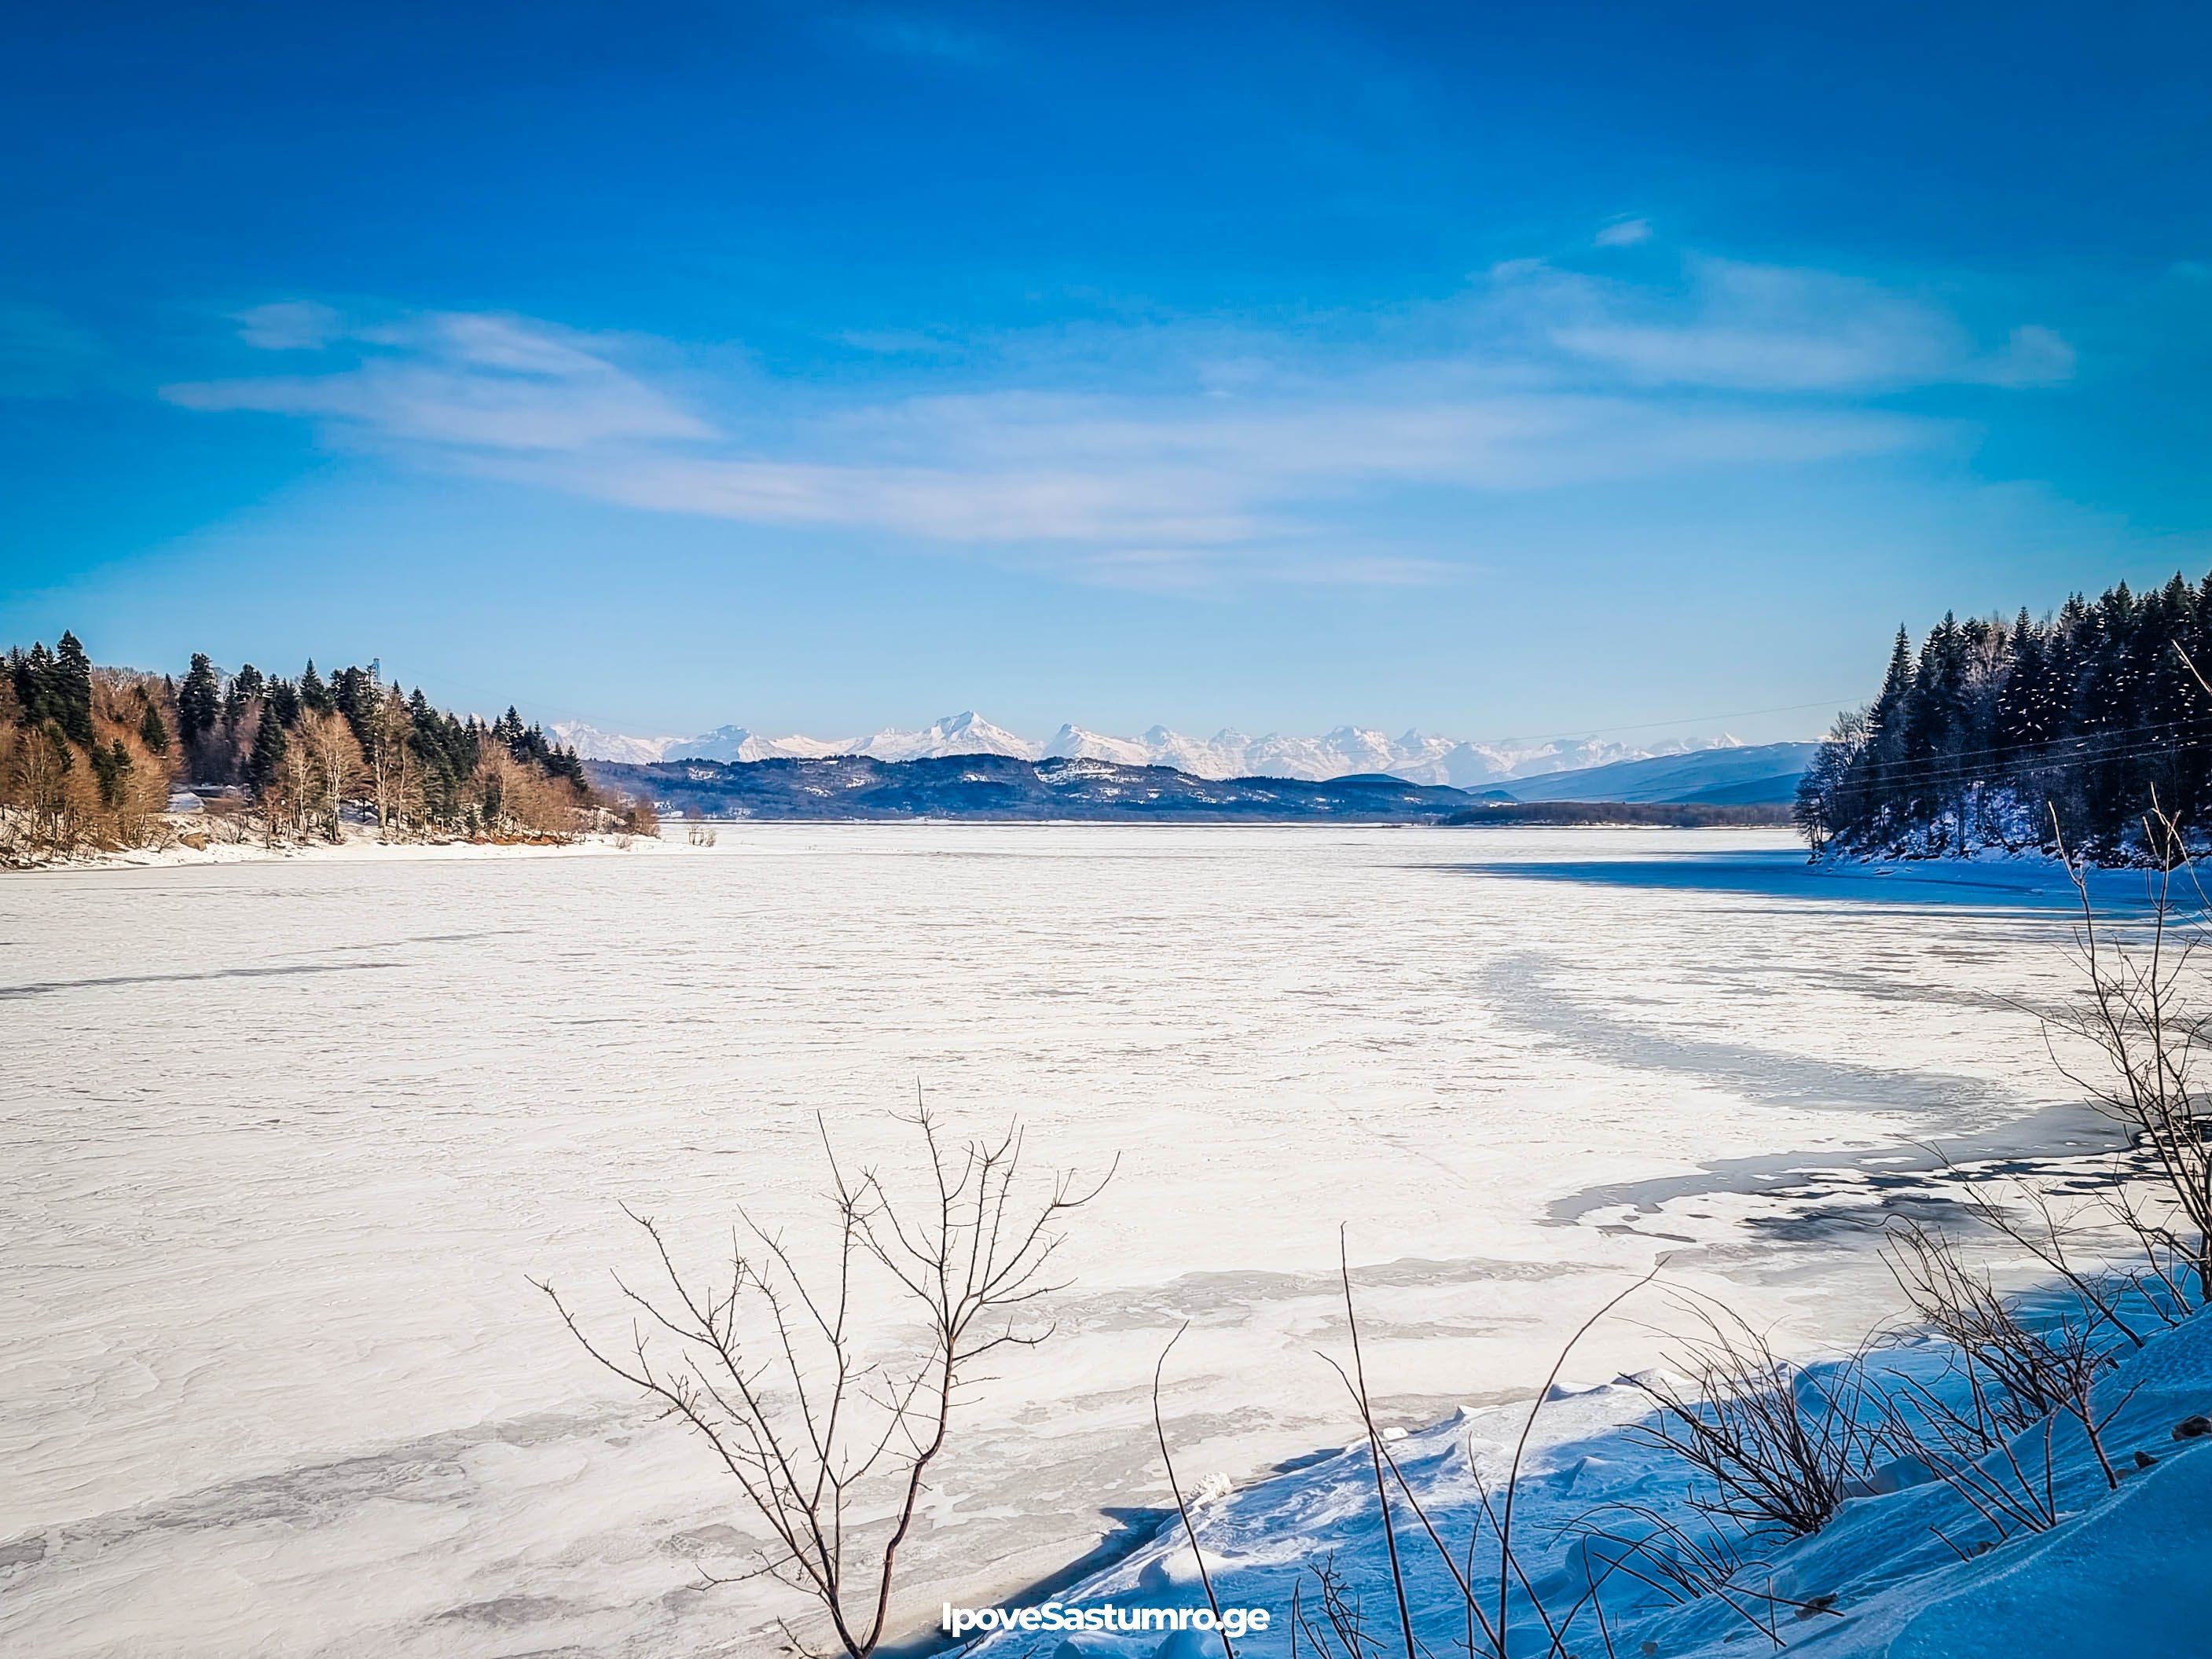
[549,721,684,765]
[558,713,1786,786]
[857,710,1036,762]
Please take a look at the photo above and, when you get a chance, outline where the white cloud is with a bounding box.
[162,259,2065,588]
[1594,217,1652,248]
[1972,323,2076,387]
[438,376,1923,572]
[168,312,711,451]
[1525,257,1993,391]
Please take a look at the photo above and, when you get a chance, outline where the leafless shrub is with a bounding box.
[2098,1179,2203,1323]
[1870,1353,2065,1544]
[1323,1230,1421,1659]
[202,795,255,843]
[1880,1214,2138,1496]
[1884,1219,2086,1433]
[1624,1295,1881,1538]
[2043,804,2212,1293]
[1551,1499,1840,1648]
[536,1105,1111,1659]
[1152,1324,1234,1659]
[1289,1557,1383,1659]
[1286,1253,1671,1659]
[1918,1155,2195,1343]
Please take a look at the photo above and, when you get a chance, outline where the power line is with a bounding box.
[1818,721,2212,798]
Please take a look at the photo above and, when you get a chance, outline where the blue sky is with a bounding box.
[4,1,2208,743]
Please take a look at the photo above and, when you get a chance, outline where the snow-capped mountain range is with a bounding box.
[552,712,1748,788]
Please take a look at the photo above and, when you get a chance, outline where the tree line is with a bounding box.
[1795,571,2212,861]
[2,632,649,861]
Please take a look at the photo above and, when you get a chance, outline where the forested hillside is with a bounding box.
[2,633,635,862]
[586,752,1488,822]
[589,751,1795,824]
[1796,571,2212,860]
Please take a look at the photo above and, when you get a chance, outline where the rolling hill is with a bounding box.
[586,753,1796,824]
[1497,740,1816,806]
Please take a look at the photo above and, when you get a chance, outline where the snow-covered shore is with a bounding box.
[962,1285,2210,1659]
[12,818,713,872]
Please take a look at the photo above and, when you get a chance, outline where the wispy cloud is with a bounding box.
[1510,256,2067,392]
[168,312,710,451]
[159,254,2069,590]
[1974,324,2075,387]
[1594,217,1653,248]
[233,301,343,352]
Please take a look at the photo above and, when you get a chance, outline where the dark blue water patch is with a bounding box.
[1436,850,2173,913]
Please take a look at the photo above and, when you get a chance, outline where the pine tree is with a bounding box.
[1861,626,1916,828]
[138,702,170,755]
[178,655,220,743]
[248,707,288,796]
[53,631,95,747]
[90,739,134,809]
[11,642,57,726]
[332,665,372,737]
[223,664,265,734]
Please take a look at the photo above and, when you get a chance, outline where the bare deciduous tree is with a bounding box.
[537,1106,1112,1659]
[361,686,420,832]
[297,709,363,842]
[474,747,582,840]
[3,719,85,852]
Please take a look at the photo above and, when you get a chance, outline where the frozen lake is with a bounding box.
[0,825,2122,1656]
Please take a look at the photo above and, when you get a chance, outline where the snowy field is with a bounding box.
[0,825,2139,1657]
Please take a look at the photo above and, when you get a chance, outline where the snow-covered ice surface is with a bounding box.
[0,827,2155,1656]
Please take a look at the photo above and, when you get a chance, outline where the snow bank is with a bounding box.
[965,1300,2212,1658]
[19,818,714,872]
